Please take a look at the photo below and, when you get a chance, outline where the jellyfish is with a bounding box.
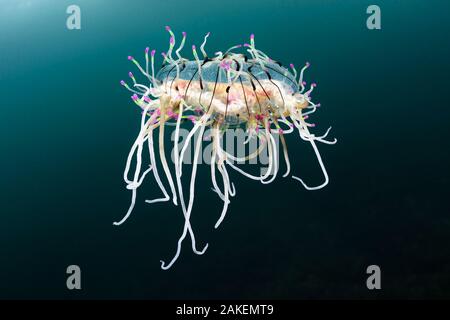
[115,27,336,270]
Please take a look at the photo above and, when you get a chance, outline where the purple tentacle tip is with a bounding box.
[120,80,125,86]
[289,63,295,69]
[145,47,149,54]
[312,83,317,87]
[243,43,250,47]
[250,34,255,40]
[192,45,196,50]
[317,103,321,107]
[182,31,187,37]
[165,26,171,31]
[306,61,310,67]
[151,49,156,57]
[132,94,138,101]
[127,55,133,61]
[128,72,133,78]
[302,81,307,86]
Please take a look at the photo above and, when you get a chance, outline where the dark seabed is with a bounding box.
[0,0,449,299]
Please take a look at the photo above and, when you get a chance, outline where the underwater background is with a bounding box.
[0,0,449,299]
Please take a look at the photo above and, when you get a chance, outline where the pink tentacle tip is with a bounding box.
[127,55,133,61]
[144,96,151,102]
[131,94,138,101]
[182,31,187,37]
[302,81,307,86]
[310,123,316,127]
[255,114,265,121]
[250,34,255,40]
[145,47,149,54]
[151,49,156,57]
[306,62,310,67]
[289,63,295,69]
[192,45,196,50]
[312,83,317,87]
[243,43,250,47]
[278,128,284,134]
[304,115,309,120]
[170,36,175,45]
[317,103,321,107]
[120,80,125,86]
[165,26,171,31]
[161,52,167,57]
[128,72,133,78]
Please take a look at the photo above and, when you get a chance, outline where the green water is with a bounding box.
[0,0,449,299]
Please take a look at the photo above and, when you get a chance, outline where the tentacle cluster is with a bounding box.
[116,27,336,269]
